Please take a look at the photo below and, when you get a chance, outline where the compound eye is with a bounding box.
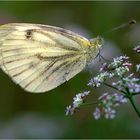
[98,40,102,46]
[97,37,104,47]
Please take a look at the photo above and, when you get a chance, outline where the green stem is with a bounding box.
[103,82,127,95]
[125,87,140,119]
[132,92,140,96]
[128,96,140,118]
[104,82,140,119]
[81,101,99,107]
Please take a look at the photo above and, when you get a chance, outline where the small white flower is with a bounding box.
[88,78,100,87]
[112,81,124,91]
[73,91,90,108]
[113,60,122,67]
[108,55,129,70]
[93,107,101,120]
[128,83,140,93]
[73,96,83,108]
[108,72,115,78]
[115,66,129,77]
[98,93,109,100]
[66,105,73,115]
[99,63,108,72]
[136,64,140,72]
[114,93,127,103]
[133,45,140,53]
[104,107,116,119]
[122,62,132,68]
[112,82,117,86]
[92,77,101,87]
[119,56,129,61]
[132,77,139,82]
[88,72,110,88]
[81,91,90,97]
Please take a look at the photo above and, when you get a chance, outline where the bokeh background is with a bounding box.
[0,1,140,139]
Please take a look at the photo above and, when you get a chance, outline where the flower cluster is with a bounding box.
[66,46,140,120]
[106,56,131,77]
[112,74,140,93]
[66,91,90,115]
[88,55,131,88]
[88,72,110,87]
[108,56,129,69]
[93,93,127,120]
[136,64,140,72]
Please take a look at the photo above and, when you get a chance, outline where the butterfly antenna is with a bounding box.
[102,19,136,36]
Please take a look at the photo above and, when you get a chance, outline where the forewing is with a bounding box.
[0,23,88,93]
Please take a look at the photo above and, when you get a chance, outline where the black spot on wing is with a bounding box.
[26,29,33,39]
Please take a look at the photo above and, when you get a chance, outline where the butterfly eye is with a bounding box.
[96,36,104,48]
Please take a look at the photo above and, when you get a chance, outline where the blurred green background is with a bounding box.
[0,1,140,139]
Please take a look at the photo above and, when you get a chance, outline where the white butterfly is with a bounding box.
[0,23,103,93]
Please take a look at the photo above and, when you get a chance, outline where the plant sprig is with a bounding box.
[66,45,140,120]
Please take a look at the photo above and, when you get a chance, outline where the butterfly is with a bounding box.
[0,23,103,93]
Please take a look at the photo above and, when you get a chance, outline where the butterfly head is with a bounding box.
[90,36,104,49]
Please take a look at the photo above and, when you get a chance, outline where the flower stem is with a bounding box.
[104,82,140,118]
[132,92,140,96]
[103,82,127,95]
[81,101,99,107]
[128,96,140,118]
[125,87,140,119]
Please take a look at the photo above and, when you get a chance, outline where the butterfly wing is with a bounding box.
[0,23,89,93]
